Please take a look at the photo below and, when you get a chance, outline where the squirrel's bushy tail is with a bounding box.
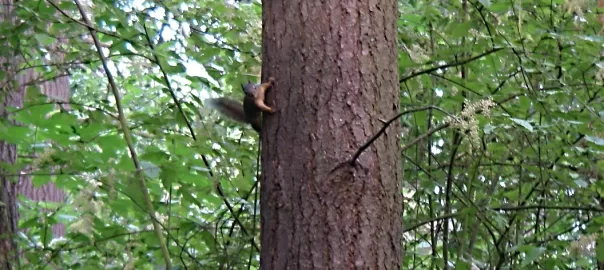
[205,98,247,124]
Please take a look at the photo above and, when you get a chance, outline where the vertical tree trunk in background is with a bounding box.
[0,7,70,267]
[14,1,69,238]
[598,196,604,270]
[17,42,70,237]
[260,1,403,268]
[0,1,23,267]
[0,83,23,268]
[0,94,22,268]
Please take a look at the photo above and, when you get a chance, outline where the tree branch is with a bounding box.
[330,106,451,173]
[404,205,603,233]
[72,1,172,268]
[399,47,504,82]
[492,205,604,212]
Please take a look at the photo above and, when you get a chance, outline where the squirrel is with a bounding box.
[206,77,276,133]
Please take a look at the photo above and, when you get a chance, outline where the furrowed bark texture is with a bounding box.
[260,1,403,269]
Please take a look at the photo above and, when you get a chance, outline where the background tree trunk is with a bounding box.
[0,4,70,267]
[260,1,403,268]
[0,85,23,268]
[0,1,24,266]
[17,35,70,238]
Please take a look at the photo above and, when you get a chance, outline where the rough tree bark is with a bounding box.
[260,1,403,269]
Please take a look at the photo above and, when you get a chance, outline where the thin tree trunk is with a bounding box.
[260,1,403,268]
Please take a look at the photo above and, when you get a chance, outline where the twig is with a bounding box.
[403,213,459,233]
[404,205,604,233]
[46,0,141,45]
[492,205,604,212]
[353,106,449,163]
[399,47,504,82]
[401,123,450,153]
[330,106,450,173]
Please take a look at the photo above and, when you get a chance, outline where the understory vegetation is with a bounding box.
[0,0,602,269]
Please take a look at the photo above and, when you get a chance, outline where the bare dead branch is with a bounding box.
[330,106,451,174]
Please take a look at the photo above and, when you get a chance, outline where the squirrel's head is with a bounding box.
[241,81,256,96]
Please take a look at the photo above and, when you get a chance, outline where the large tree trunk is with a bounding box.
[260,1,403,269]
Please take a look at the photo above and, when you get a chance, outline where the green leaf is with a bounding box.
[487,2,512,13]
[160,165,175,188]
[78,123,106,142]
[20,217,39,229]
[32,174,53,188]
[181,188,203,208]
[597,239,604,261]
[13,103,55,126]
[574,179,588,188]
[232,175,253,191]
[140,161,160,179]
[585,135,604,146]
[510,118,533,132]
[161,62,186,74]
[0,125,31,144]
[450,22,473,39]
[200,230,217,252]
[520,246,546,266]
[34,33,56,45]
[41,219,54,247]
[454,260,471,270]
[123,177,146,211]
[478,0,491,7]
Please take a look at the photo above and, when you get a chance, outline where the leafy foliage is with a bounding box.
[0,0,602,269]
[4,0,263,269]
[399,0,604,269]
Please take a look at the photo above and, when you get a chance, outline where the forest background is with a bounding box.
[0,0,603,269]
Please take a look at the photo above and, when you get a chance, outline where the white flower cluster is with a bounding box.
[569,232,600,257]
[404,43,430,63]
[595,63,604,82]
[69,188,103,236]
[445,97,495,145]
